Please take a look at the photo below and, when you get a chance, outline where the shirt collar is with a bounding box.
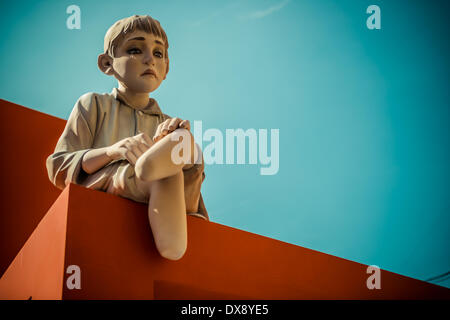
[111,88,163,116]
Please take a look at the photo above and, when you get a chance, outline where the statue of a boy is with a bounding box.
[46,15,208,261]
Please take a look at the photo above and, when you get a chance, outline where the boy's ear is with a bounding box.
[163,58,170,80]
[98,53,114,75]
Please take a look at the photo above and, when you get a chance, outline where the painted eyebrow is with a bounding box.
[126,37,165,46]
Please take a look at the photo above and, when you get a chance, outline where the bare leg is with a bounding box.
[134,128,197,260]
[135,128,195,182]
[145,171,187,261]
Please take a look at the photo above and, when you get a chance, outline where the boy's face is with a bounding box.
[110,30,168,94]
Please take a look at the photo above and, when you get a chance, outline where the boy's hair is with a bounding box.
[103,15,169,59]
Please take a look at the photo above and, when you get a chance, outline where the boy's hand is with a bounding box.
[106,132,154,166]
[153,117,190,143]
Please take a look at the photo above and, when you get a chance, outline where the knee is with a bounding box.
[135,155,156,182]
[171,128,195,164]
[158,243,187,261]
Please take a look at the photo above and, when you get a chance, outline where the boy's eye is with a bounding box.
[127,47,141,54]
[154,51,163,58]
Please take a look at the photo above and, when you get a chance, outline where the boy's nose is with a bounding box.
[142,50,153,65]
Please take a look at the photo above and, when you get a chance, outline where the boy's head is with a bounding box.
[98,15,169,94]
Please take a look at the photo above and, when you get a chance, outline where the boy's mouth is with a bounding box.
[141,69,156,77]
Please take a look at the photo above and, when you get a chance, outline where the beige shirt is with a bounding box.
[46,88,209,220]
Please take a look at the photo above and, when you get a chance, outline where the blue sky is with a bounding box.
[0,0,449,288]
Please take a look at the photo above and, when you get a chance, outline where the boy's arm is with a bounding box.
[46,93,98,189]
[81,146,112,175]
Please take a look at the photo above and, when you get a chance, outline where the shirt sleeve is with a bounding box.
[46,93,99,190]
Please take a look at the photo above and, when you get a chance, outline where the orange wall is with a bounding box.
[0,99,66,277]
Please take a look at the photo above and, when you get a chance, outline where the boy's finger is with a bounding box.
[135,136,150,149]
[161,119,172,134]
[140,133,153,147]
[153,134,161,143]
[137,142,148,154]
[130,144,142,158]
[154,122,165,138]
[180,120,190,131]
[136,132,152,147]
[168,117,182,131]
[153,134,162,143]
[125,150,137,166]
